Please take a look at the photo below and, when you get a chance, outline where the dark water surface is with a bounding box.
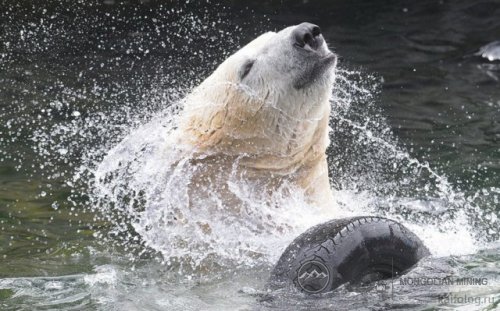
[1,0,499,310]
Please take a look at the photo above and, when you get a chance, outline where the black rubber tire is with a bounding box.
[268,216,430,294]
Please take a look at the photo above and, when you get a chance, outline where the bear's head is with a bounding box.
[218,22,336,93]
[180,23,337,158]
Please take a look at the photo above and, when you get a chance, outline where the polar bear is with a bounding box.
[171,22,337,214]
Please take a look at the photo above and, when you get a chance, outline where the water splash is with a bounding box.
[69,65,498,273]
[328,68,498,256]
[87,104,338,268]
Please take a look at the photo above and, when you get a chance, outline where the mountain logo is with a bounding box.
[297,260,330,293]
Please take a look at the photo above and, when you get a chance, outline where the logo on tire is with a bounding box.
[297,260,330,293]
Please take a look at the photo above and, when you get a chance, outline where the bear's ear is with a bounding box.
[239,59,255,80]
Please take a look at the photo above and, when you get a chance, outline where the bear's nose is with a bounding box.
[292,22,323,50]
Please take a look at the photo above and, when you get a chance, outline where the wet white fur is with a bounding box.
[172,25,337,210]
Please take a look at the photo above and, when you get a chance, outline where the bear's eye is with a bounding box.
[240,59,255,80]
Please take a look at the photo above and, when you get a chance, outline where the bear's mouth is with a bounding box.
[293,52,337,90]
[321,52,337,62]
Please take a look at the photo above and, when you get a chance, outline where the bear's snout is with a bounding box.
[292,22,324,51]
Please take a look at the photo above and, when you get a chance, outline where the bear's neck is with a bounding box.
[179,94,331,174]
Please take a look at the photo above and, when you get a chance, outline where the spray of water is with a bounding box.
[62,65,497,272]
[328,68,498,256]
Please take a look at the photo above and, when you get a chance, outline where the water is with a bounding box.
[1,0,499,310]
